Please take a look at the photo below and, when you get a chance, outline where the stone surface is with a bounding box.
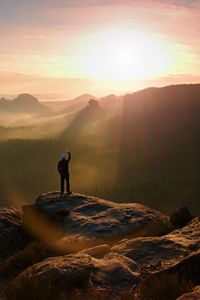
[9,251,140,298]
[111,217,200,267]
[8,253,93,299]
[23,192,170,243]
[91,252,140,291]
[1,193,200,299]
[177,286,200,300]
[170,207,192,229]
[137,250,200,300]
[80,244,111,258]
[0,207,26,261]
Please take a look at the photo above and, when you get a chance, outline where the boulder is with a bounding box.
[23,192,170,244]
[91,252,140,291]
[148,250,200,285]
[137,250,200,300]
[111,217,200,267]
[2,194,199,298]
[0,207,26,261]
[177,285,200,299]
[8,251,140,299]
[7,253,93,300]
[170,207,192,228]
[80,244,111,258]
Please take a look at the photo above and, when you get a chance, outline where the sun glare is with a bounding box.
[79,29,172,80]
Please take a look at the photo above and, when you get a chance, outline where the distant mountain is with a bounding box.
[44,93,124,117]
[44,94,97,113]
[99,94,119,106]
[1,84,200,215]
[0,94,53,116]
[60,94,99,116]
[99,94,123,115]
[118,83,200,181]
[60,99,104,138]
[122,83,200,147]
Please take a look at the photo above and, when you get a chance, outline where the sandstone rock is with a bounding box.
[137,250,200,300]
[153,250,200,284]
[8,253,93,300]
[91,252,140,291]
[170,207,192,228]
[80,244,111,258]
[8,251,141,299]
[177,286,200,300]
[23,192,169,244]
[3,194,199,298]
[104,252,140,273]
[111,217,200,267]
[0,207,26,261]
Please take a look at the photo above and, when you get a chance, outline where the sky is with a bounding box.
[0,0,200,100]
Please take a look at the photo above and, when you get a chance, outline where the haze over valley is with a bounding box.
[0,84,200,216]
[1,1,200,299]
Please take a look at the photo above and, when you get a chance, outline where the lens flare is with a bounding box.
[79,29,172,80]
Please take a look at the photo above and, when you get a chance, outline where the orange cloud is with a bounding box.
[0,0,199,97]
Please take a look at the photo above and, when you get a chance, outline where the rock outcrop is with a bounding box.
[1,193,199,299]
[23,192,170,245]
[177,285,200,300]
[111,217,200,267]
[80,244,111,258]
[8,252,140,299]
[8,253,93,300]
[170,207,192,229]
[137,250,200,300]
[0,207,26,261]
[142,249,200,285]
[91,252,140,291]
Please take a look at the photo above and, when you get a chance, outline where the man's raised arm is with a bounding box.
[67,151,71,162]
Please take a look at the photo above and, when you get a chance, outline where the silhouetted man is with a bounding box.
[57,151,71,195]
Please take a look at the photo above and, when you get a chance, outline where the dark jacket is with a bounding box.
[57,153,71,176]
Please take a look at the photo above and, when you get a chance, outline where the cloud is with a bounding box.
[163,0,199,8]
[0,71,97,98]
[0,0,199,33]
[0,71,199,100]
[1,0,199,22]
[0,0,199,91]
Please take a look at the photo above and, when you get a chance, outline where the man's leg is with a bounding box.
[60,176,64,195]
[66,174,71,194]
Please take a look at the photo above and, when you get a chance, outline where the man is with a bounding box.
[57,151,71,195]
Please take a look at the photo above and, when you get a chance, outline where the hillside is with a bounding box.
[122,84,200,154]
[0,193,199,299]
[0,94,53,115]
[0,84,200,215]
[44,94,97,113]
[44,93,122,116]
[117,84,200,200]
[60,99,105,139]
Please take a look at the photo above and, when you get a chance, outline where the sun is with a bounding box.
[79,29,172,80]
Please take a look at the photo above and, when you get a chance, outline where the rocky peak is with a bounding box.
[0,193,199,299]
[23,192,170,244]
[14,94,39,105]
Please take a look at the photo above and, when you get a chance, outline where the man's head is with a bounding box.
[61,154,65,160]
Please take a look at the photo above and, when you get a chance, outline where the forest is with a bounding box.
[1,84,200,215]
